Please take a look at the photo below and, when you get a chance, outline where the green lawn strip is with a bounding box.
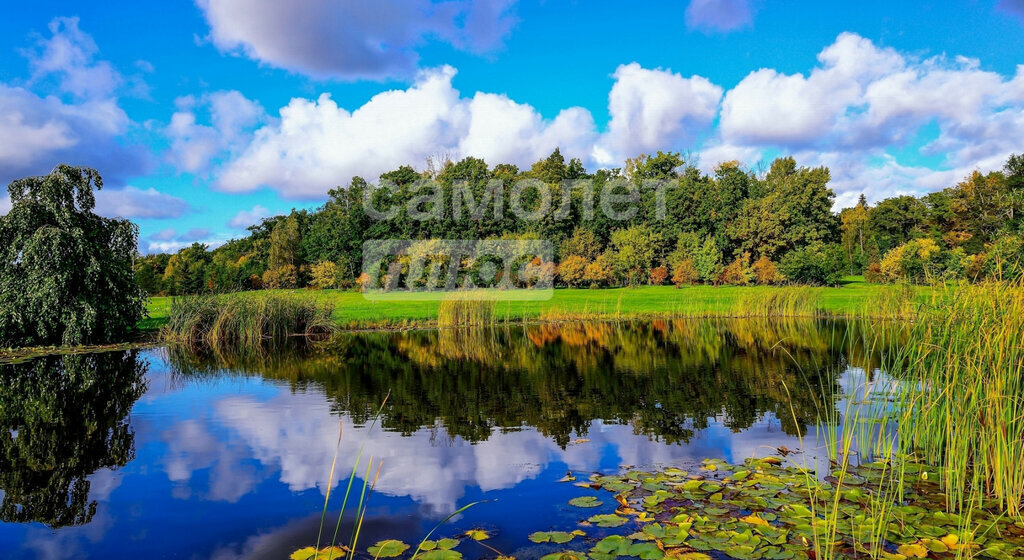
[140,278,917,333]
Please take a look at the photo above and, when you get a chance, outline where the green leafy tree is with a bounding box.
[528,148,567,185]
[560,226,603,260]
[610,225,661,286]
[0,166,146,346]
[1005,154,1024,229]
[309,261,340,289]
[840,194,871,273]
[694,236,723,284]
[162,243,212,295]
[867,195,928,253]
[779,244,845,286]
[268,211,303,270]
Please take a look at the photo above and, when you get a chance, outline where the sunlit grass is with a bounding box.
[143,277,923,331]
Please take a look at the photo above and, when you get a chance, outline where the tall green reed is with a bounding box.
[437,299,496,327]
[163,292,334,349]
[884,281,1024,516]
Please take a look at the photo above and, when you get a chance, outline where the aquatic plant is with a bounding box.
[162,292,334,349]
[736,287,823,318]
[437,299,496,327]
[564,458,1024,560]
[887,281,1024,516]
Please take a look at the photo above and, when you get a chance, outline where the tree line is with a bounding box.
[135,150,1024,295]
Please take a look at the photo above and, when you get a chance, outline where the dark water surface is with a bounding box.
[0,320,891,559]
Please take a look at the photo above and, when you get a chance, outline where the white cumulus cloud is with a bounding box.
[214,66,607,198]
[207,64,724,198]
[166,90,266,173]
[0,17,148,186]
[595,62,723,165]
[711,32,1024,205]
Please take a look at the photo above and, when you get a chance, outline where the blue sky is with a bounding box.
[1,0,1023,252]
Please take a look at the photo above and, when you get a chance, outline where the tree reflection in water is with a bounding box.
[168,319,888,448]
[0,351,148,527]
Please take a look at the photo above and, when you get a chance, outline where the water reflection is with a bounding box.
[0,351,147,528]
[169,319,884,445]
[0,319,895,559]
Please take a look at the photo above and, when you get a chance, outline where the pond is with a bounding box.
[0,319,892,559]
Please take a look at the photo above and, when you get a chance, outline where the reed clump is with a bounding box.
[163,292,334,349]
[889,281,1024,515]
[437,299,496,327]
[736,286,824,318]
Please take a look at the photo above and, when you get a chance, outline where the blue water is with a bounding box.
[0,321,888,559]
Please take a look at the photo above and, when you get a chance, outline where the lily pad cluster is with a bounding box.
[291,531,484,560]
[291,458,1024,560]
[556,457,1024,560]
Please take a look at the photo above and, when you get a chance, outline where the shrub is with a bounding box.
[672,259,699,287]
[864,262,884,284]
[778,244,845,286]
[719,253,754,286]
[356,273,372,292]
[262,265,299,289]
[583,252,615,286]
[309,261,340,290]
[522,258,555,288]
[649,266,669,286]
[877,238,945,283]
[558,255,588,287]
[753,255,780,285]
[980,235,1024,281]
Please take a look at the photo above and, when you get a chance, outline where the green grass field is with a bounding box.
[141,276,902,331]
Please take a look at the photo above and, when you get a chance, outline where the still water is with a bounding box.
[0,319,891,559]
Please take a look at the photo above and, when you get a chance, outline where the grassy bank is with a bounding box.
[141,277,915,331]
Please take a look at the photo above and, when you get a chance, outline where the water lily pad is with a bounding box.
[292,547,347,560]
[529,531,577,544]
[569,496,603,508]
[435,538,459,551]
[368,540,409,558]
[588,514,628,527]
[539,553,586,560]
[591,535,632,560]
[417,550,461,560]
[463,530,489,541]
[627,542,664,560]
[896,543,928,558]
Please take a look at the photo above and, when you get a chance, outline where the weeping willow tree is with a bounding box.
[0,165,147,346]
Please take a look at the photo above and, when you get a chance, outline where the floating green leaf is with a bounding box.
[539,553,586,560]
[529,531,577,544]
[463,530,489,541]
[588,514,628,527]
[435,538,459,551]
[568,496,603,508]
[368,540,409,558]
[417,550,461,560]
